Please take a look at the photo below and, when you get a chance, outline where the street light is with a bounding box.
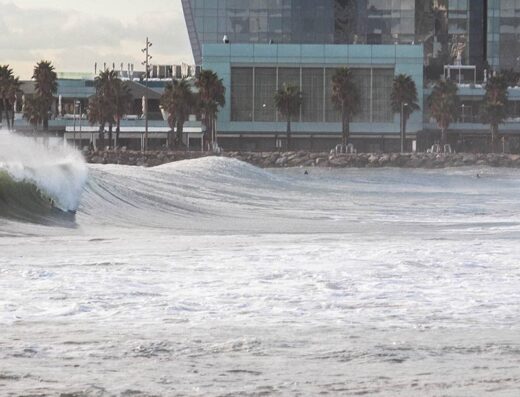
[142,37,152,152]
[461,103,465,123]
[400,102,409,153]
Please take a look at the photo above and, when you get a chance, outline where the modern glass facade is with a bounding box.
[488,0,520,71]
[183,1,520,72]
[182,0,417,64]
[230,66,394,124]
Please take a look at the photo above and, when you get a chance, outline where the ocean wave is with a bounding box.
[0,132,88,224]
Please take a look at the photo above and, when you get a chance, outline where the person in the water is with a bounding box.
[304,170,309,175]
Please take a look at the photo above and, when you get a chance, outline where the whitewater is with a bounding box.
[1,134,520,396]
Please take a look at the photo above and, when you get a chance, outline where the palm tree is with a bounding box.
[391,74,420,152]
[274,83,302,150]
[161,78,194,149]
[32,61,58,131]
[481,74,508,153]
[428,79,459,147]
[0,65,20,130]
[331,67,360,147]
[0,65,12,129]
[23,96,47,129]
[95,70,116,147]
[7,76,20,129]
[195,70,225,150]
[112,78,132,148]
[87,94,109,149]
[88,70,130,149]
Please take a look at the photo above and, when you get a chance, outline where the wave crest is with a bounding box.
[0,132,88,223]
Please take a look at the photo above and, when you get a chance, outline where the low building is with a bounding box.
[13,73,203,151]
[203,43,423,152]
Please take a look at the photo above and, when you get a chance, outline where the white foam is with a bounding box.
[0,131,88,211]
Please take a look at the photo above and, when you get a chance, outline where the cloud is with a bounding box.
[0,1,193,78]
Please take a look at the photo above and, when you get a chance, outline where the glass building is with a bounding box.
[488,0,520,71]
[183,1,520,72]
[181,1,520,151]
[182,0,418,64]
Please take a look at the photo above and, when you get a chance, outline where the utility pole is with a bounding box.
[142,37,153,152]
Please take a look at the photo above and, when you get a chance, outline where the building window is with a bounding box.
[254,67,277,121]
[352,68,372,122]
[231,67,253,121]
[372,68,394,122]
[231,65,394,124]
[302,68,325,122]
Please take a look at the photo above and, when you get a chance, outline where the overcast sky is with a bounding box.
[0,0,193,78]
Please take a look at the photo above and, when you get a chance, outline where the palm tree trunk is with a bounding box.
[491,124,499,153]
[3,99,10,130]
[99,123,105,150]
[341,108,350,147]
[116,119,121,149]
[108,123,113,149]
[206,111,212,150]
[209,114,214,146]
[341,105,349,147]
[10,102,15,130]
[441,127,448,150]
[167,115,174,149]
[43,102,49,131]
[403,117,408,152]
[341,114,346,146]
[176,120,184,148]
[286,116,291,151]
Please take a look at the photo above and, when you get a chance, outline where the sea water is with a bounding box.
[1,141,520,396]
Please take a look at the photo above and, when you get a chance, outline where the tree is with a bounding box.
[112,78,132,147]
[88,70,131,149]
[7,76,20,128]
[195,70,225,150]
[274,83,302,150]
[161,78,194,149]
[501,68,520,88]
[331,67,360,147]
[23,95,47,129]
[427,79,459,147]
[481,74,508,153]
[0,65,20,130]
[391,74,420,152]
[32,61,58,130]
[87,94,109,149]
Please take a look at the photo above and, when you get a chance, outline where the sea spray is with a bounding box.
[0,131,88,211]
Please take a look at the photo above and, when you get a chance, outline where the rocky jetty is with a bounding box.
[85,149,520,169]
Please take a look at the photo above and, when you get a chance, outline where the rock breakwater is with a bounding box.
[85,150,520,169]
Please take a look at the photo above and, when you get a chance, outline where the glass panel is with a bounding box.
[254,67,277,122]
[231,67,253,121]
[302,68,324,122]
[352,68,371,123]
[372,68,394,122]
[325,68,341,122]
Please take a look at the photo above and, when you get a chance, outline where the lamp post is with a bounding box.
[142,37,153,152]
[461,103,465,123]
[400,102,408,153]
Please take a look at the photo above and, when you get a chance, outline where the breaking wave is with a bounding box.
[0,132,88,224]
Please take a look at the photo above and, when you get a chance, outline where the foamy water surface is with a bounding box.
[1,153,520,396]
